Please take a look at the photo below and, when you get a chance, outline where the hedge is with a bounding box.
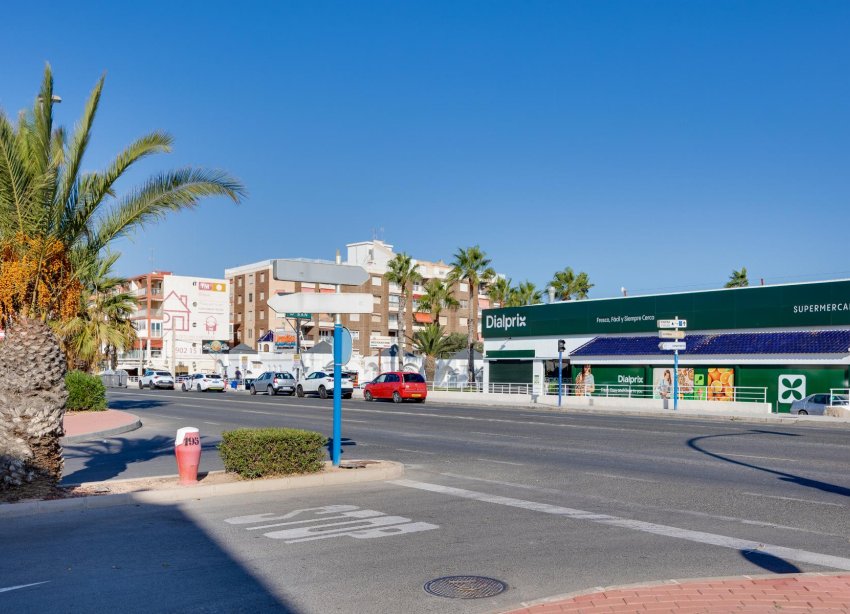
[65,370,108,411]
[219,428,326,478]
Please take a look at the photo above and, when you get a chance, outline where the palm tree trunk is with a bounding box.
[425,355,436,382]
[468,285,477,382]
[0,317,68,491]
[397,294,406,367]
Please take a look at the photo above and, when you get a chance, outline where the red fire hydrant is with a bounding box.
[175,427,201,485]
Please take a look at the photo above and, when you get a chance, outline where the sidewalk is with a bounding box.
[62,409,142,443]
[502,573,850,613]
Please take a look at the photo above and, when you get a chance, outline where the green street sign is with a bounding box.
[285,312,312,319]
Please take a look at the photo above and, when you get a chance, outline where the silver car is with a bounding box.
[790,393,848,415]
[250,371,296,396]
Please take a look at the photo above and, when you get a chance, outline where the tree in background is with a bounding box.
[410,324,458,382]
[417,278,459,326]
[385,252,421,360]
[549,267,594,301]
[487,276,511,308]
[505,280,543,307]
[448,246,494,383]
[725,267,749,288]
[0,66,244,493]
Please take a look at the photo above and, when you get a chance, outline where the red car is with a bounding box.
[363,372,428,403]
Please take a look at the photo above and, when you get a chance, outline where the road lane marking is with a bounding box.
[241,410,278,416]
[344,419,370,424]
[439,472,843,537]
[477,458,525,466]
[391,479,850,571]
[203,421,221,425]
[741,492,844,507]
[723,453,797,462]
[471,432,533,439]
[582,472,659,483]
[0,581,50,593]
[396,448,436,454]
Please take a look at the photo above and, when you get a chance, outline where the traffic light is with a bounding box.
[557,339,566,353]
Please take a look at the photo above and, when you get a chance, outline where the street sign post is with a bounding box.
[285,312,312,320]
[658,330,686,339]
[268,256,369,467]
[658,341,687,351]
[658,319,687,329]
[658,316,687,411]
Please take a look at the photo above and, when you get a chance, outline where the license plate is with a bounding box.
[411,393,421,398]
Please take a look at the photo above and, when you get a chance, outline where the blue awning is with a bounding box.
[571,330,850,357]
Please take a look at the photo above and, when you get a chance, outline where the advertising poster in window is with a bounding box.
[706,367,735,401]
[652,368,695,399]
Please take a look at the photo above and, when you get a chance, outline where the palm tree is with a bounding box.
[549,267,594,301]
[385,252,421,361]
[448,246,494,383]
[487,276,511,308]
[57,254,138,372]
[0,66,244,492]
[417,278,459,326]
[505,280,542,307]
[410,323,456,382]
[725,267,749,288]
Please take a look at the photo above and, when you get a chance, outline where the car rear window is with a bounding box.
[275,373,293,379]
[207,374,221,379]
[155,371,172,376]
[403,373,425,383]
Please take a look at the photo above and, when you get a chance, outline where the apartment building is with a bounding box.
[116,271,231,376]
[225,240,492,359]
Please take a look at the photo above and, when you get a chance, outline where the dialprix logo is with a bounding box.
[485,314,527,331]
[778,374,806,403]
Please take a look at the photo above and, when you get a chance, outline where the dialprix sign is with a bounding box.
[482,279,850,338]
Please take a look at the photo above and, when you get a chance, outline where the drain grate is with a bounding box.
[423,575,507,599]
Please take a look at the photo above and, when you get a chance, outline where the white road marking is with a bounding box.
[396,448,436,455]
[477,458,525,466]
[741,492,844,507]
[471,431,533,439]
[723,453,797,462]
[391,479,850,571]
[344,419,370,424]
[203,421,221,425]
[0,581,50,593]
[241,410,278,416]
[583,472,659,483]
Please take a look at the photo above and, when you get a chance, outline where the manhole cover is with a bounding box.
[423,575,507,599]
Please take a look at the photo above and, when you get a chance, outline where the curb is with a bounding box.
[0,460,405,519]
[61,417,143,444]
[498,571,850,613]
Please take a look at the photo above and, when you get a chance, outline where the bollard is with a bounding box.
[175,427,201,485]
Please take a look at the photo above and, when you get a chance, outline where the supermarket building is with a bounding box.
[481,279,850,412]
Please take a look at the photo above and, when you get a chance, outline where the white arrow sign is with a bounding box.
[658,330,686,339]
[659,341,686,351]
[658,319,687,329]
[273,259,369,286]
[268,293,373,314]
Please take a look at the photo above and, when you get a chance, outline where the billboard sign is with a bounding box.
[201,340,230,354]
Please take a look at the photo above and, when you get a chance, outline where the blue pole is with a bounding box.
[332,321,342,465]
[673,348,679,411]
[558,350,563,407]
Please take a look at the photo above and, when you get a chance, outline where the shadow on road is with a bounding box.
[108,399,167,411]
[688,430,850,498]
[741,549,802,574]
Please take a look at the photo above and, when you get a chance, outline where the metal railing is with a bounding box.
[829,388,850,406]
[544,380,767,403]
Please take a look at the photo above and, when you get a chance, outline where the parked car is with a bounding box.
[363,371,427,403]
[296,370,353,399]
[182,372,226,392]
[250,371,296,396]
[139,369,174,390]
[790,393,849,415]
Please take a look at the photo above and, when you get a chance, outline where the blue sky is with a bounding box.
[2,1,848,298]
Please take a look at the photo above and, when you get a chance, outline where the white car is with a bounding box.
[182,373,226,392]
[296,371,353,399]
[139,369,174,390]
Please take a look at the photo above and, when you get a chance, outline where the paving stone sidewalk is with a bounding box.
[503,573,850,613]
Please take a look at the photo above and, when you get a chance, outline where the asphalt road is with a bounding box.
[2,389,850,613]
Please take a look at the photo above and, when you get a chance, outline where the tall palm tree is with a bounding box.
[448,246,494,383]
[410,323,456,382]
[487,276,511,308]
[385,252,421,361]
[725,267,749,288]
[417,278,459,326]
[57,254,138,372]
[0,66,244,492]
[549,267,594,301]
[505,280,542,307]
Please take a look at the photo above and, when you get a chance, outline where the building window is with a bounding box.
[373,295,382,304]
[260,311,265,321]
[151,322,162,338]
[459,282,469,292]
[350,314,360,322]
[351,330,360,340]
[236,313,242,322]
[238,278,243,287]
[248,329,253,340]
[260,273,265,283]
[439,316,448,325]
[237,295,242,305]
[372,314,382,323]
[372,276,382,286]
[460,300,469,309]
[259,291,265,301]
[388,295,399,307]
[459,318,467,327]
[319,330,331,339]
[248,293,253,302]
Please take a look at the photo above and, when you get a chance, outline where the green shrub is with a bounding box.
[65,370,108,411]
[219,428,326,478]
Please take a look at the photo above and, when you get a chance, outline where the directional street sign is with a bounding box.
[268,293,373,314]
[273,259,370,286]
[337,327,353,364]
[285,312,312,320]
[658,329,686,339]
[659,341,687,351]
[658,319,688,329]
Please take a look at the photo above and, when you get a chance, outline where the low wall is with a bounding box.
[425,390,773,415]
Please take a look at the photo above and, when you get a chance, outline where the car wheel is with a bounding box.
[343,393,352,399]
[296,386,304,398]
[392,391,402,404]
[250,385,257,395]
[268,385,276,396]
[797,409,808,415]
[197,384,202,392]
[364,390,373,402]
[181,383,187,392]
[415,398,425,403]
[319,386,328,399]
[138,381,143,389]
[149,382,155,390]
